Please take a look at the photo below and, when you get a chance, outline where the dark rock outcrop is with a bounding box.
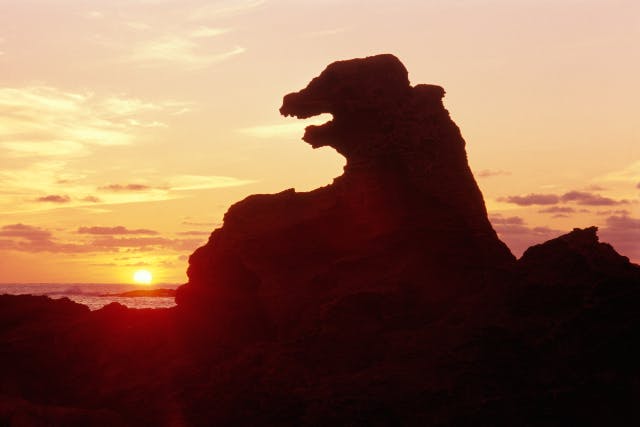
[1,54,639,426]
[177,54,514,340]
[519,226,640,287]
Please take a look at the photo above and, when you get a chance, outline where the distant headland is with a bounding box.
[100,288,177,298]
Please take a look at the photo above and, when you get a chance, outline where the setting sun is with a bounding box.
[133,270,153,285]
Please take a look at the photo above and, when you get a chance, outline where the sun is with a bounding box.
[133,269,153,285]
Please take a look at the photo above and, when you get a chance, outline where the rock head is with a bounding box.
[176,54,515,336]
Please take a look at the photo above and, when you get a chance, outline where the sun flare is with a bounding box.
[133,269,153,285]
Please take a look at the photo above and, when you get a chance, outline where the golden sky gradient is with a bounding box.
[1,0,638,284]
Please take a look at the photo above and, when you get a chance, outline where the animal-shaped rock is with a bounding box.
[176,54,515,335]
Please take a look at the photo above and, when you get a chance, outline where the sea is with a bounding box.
[0,283,180,311]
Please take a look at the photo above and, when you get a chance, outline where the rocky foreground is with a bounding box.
[1,55,639,426]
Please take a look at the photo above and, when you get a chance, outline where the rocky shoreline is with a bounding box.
[1,54,638,426]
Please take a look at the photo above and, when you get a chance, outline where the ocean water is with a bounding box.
[0,283,180,311]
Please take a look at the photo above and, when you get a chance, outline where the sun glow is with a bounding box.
[133,269,153,285]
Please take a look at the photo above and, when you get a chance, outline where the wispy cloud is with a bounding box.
[239,115,333,139]
[122,15,242,69]
[489,215,525,225]
[181,219,220,227]
[90,236,201,252]
[168,174,255,191]
[176,230,210,236]
[0,87,195,214]
[92,3,246,70]
[2,171,254,214]
[0,224,95,253]
[81,196,101,203]
[124,21,152,31]
[0,86,187,158]
[596,209,630,216]
[0,223,203,254]
[77,226,158,235]
[538,206,576,214]
[560,190,626,206]
[189,0,267,20]
[0,161,69,202]
[500,193,560,206]
[190,27,230,38]
[501,190,629,206]
[476,169,511,178]
[0,224,51,240]
[128,36,245,68]
[489,214,562,257]
[84,10,104,20]
[600,161,640,184]
[600,214,640,262]
[304,28,348,38]
[99,183,154,192]
[35,194,71,203]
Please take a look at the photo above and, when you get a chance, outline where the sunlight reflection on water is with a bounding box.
[0,283,179,311]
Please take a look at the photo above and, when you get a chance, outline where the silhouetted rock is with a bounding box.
[177,54,515,341]
[519,226,640,287]
[1,54,639,426]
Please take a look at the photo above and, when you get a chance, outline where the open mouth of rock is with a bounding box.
[280,97,338,149]
[300,118,336,148]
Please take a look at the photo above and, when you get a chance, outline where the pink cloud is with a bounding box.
[500,193,560,206]
[477,169,511,178]
[78,226,158,235]
[489,215,562,257]
[99,184,152,192]
[0,223,95,253]
[36,194,71,203]
[502,190,628,207]
[584,184,607,191]
[539,206,576,214]
[181,219,219,227]
[0,223,198,254]
[596,209,630,216]
[560,191,626,206]
[600,214,640,263]
[605,215,640,229]
[0,224,52,240]
[489,215,525,225]
[81,196,101,203]
[91,236,201,251]
[176,230,210,236]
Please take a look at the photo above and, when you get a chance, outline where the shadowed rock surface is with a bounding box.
[1,54,639,426]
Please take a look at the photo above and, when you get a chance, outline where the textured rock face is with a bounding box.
[176,54,515,332]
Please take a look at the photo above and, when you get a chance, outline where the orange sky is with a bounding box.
[1,0,638,284]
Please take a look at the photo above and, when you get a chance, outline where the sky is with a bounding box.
[0,0,638,284]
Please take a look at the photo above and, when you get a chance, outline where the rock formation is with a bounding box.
[177,54,514,340]
[1,54,639,426]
